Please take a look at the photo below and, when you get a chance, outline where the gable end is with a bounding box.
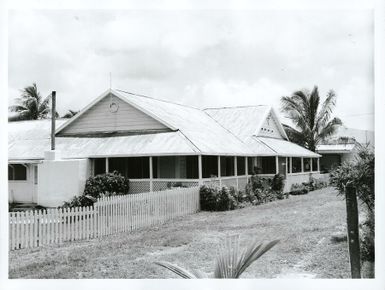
[57,93,172,137]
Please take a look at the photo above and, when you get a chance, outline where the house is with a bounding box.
[316,126,374,173]
[8,89,323,207]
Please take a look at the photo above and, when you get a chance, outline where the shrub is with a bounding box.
[83,171,130,199]
[289,183,309,195]
[330,147,375,263]
[61,195,96,208]
[272,174,285,192]
[199,185,238,211]
[61,171,130,208]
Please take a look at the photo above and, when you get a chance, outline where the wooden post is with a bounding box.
[51,91,56,150]
[198,155,203,185]
[218,156,221,187]
[234,156,238,190]
[275,156,279,174]
[345,185,361,278]
[245,157,248,181]
[310,158,313,172]
[317,158,320,172]
[301,157,304,172]
[149,157,153,192]
[105,157,109,173]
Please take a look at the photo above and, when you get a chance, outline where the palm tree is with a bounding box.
[155,235,279,278]
[62,109,79,118]
[281,86,342,151]
[8,83,53,121]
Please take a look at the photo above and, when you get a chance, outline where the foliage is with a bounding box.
[360,211,374,262]
[62,109,80,118]
[289,183,309,195]
[329,147,375,262]
[83,171,130,199]
[281,86,342,151]
[8,83,57,121]
[199,185,238,211]
[330,148,374,213]
[245,174,287,205]
[61,171,130,208]
[61,195,96,208]
[272,174,285,192]
[155,235,280,278]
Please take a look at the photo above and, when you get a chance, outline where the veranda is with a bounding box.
[90,155,322,193]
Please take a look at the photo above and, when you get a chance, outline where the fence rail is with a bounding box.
[9,186,200,251]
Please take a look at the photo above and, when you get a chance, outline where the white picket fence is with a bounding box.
[9,186,200,251]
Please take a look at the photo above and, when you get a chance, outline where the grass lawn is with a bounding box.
[9,187,350,279]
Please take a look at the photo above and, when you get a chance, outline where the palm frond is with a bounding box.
[154,261,198,279]
[317,117,343,142]
[155,235,279,279]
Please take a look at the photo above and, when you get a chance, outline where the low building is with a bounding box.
[8,89,323,206]
[316,126,374,173]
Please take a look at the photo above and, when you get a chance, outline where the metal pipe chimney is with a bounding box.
[51,91,56,150]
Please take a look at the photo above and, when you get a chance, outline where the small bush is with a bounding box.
[83,171,130,198]
[360,211,374,262]
[272,174,285,192]
[61,195,96,208]
[61,171,130,208]
[200,185,238,211]
[289,183,309,195]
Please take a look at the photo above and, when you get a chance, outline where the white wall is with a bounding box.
[284,172,330,192]
[341,152,356,163]
[38,159,90,207]
[8,164,37,204]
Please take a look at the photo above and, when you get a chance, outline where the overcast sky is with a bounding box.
[8,9,374,130]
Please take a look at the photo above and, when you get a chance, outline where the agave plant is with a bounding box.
[155,235,279,278]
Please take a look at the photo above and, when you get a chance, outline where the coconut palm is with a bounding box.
[62,109,79,118]
[155,235,279,278]
[8,83,53,121]
[281,86,342,151]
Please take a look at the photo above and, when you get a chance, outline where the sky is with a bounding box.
[8,9,374,130]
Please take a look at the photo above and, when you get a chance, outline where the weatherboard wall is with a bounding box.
[58,94,170,136]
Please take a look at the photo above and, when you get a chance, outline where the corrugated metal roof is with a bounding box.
[257,137,321,157]
[8,89,320,160]
[8,131,199,160]
[115,90,253,155]
[316,143,356,153]
[204,106,270,141]
[8,119,67,142]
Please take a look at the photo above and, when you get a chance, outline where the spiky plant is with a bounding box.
[281,86,342,151]
[8,83,57,121]
[155,235,279,278]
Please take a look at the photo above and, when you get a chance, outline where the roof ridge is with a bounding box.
[203,110,250,147]
[115,88,201,111]
[203,105,268,110]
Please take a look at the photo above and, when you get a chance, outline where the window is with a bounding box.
[237,157,246,175]
[303,158,311,172]
[185,156,198,179]
[94,158,106,175]
[260,157,276,174]
[8,164,27,181]
[202,156,218,178]
[109,157,150,179]
[220,156,235,176]
[312,158,319,172]
[292,157,302,173]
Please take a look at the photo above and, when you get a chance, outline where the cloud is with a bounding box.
[8,9,373,130]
